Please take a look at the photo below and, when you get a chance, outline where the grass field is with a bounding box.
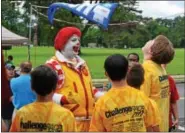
[3,46,184,78]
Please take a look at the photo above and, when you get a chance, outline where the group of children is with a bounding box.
[2,29,179,132]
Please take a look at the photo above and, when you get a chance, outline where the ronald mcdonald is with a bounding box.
[46,27,104,132]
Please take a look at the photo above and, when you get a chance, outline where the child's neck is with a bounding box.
[143,54,152,61]
[111,79,127,89]
[36,94,53,102]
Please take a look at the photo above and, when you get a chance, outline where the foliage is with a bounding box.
[1,0,185,48]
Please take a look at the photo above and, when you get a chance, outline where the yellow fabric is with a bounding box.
[148,99,161,127]
[52,56,95,119]
[10,102,76,132]
[89,86,161,132]
[76,120,90,132]
[141,60,170,131]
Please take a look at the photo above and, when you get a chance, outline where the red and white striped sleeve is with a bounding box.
[93,87,105,99]
[46,59,65,89]
[46,59,68,105]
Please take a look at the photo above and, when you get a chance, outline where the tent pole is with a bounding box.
[5,50,7,59]
[28,3,32,62]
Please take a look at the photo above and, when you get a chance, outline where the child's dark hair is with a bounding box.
[20,61,32,73]
[8,55,13,60]
[104,54,128,81]
[127,64,144,89]
[31,65,58,96]
[127,53,140,62]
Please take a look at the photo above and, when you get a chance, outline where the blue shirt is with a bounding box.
[10,74,36,110]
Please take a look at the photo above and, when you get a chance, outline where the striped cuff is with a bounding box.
[60,95,69,105]
[52,93,63,105]
[94,91,105,99]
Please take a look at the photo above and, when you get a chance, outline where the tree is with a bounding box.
[2,1,28,36]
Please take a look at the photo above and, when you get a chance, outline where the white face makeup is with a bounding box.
[61,35,80,59]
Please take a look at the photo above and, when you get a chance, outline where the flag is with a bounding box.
[47,2,118,29]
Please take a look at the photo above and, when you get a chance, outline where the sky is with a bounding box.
[137,1,184,19]
[16,1,184,20]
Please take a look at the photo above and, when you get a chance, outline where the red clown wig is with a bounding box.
[54,27,81,51]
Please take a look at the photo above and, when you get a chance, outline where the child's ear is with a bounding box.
[148,49,152,55]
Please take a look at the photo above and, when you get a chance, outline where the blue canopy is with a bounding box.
[47,2,118,29]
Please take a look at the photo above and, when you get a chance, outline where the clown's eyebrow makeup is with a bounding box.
[72,38,78,41]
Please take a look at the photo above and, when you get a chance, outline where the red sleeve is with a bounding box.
[46,59,65,89]
[168,76,180,103]
[1,53,12,107]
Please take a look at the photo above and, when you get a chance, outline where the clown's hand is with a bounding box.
[52,92,81,106]
[67,91,81,104]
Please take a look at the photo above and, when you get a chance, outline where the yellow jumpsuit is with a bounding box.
[46,55,95,132]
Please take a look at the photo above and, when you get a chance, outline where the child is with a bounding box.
[126,64,161,131]
[10,61,36,122]
[141,35,175,131]
[106,52,140,91]
[89,54,160,132]
[126,63,144,89]
[161,64,180,132]
[5,55,14,66]
[10,65,76,132]
[127,52,140,69]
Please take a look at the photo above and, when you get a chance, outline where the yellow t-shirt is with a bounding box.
[10,101,76,132]
[141,60,169,131]
[89,86,161,132]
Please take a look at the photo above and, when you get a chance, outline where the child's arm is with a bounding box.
[171,102,179,128]
[169,76,180,128]
[9,113,20,132]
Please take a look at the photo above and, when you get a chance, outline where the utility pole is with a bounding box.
[28,3,32,61]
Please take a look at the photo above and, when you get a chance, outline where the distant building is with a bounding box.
[88,43,97,48]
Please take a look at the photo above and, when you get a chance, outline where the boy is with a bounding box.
[106,53,140,90]
[126,64,161,131]
[11,61,36,121]
[126,63,144,89]
[89,54,160,132]
[141,35,175,131]
[127,53,140,71]
[10,65,76,132]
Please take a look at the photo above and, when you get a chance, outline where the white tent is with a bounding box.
[2,26,29,46]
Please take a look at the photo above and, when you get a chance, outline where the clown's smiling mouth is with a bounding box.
[73,46,79,53]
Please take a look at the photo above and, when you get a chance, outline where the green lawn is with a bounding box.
[3,46,184,78]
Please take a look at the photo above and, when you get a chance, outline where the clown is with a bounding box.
[46,27,104,132]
